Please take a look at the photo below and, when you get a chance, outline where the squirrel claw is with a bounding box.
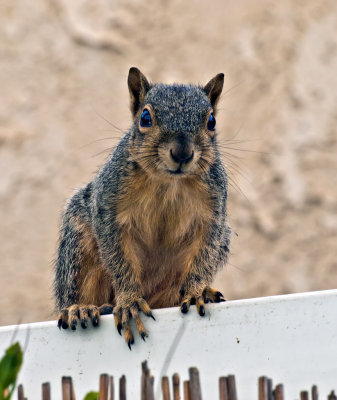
[149,312,156,321]
[198,305,205,316]
[180,286,227,316]
[57,309,69,329]
[81,318,88,329]
[113,298,152,346]
[70,319,78,331]
[57,304,108,331]
[203,287,227,304]
[98,304,113,315]
[92,315,99,327]
[124,327,134,350]
[61,321,69,329]
[181,302,189,314]
[214,291,225,303]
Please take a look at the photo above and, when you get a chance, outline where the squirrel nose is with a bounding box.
[170,142,194,164]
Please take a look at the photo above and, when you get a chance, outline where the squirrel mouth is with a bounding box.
[168,166,184,175]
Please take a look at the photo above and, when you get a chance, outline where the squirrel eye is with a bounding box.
[140,109,152,128]
[207,113,216,131]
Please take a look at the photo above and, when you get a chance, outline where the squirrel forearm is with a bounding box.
[183,222,231,296]
[91,200,142,300]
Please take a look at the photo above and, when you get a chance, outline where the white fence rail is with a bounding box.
[1,290,337,399]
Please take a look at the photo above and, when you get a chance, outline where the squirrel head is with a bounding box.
[127,67,224,178]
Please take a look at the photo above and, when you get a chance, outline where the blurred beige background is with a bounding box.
[0,0,336,326]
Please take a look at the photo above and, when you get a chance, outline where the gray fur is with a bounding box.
[54,69,231,314]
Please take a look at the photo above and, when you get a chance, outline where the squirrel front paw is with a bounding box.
[113,297,155,350]
[180,286,226,316]
[57,304,113,330]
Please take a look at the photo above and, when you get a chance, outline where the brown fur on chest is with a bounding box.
[116,171,213,308]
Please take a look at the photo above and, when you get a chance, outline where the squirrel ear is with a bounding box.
[128,67,150,117]
[203,73,225,109]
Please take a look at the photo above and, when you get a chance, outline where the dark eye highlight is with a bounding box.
[140,109,152,128]
[207,113,216,131]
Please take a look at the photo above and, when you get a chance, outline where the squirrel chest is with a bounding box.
[116,171,213,307]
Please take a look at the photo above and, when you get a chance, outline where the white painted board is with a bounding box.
[0,290,337,399]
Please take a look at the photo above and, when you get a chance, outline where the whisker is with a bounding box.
[218,149,244,160]
[220,122,244,141]
[221,155,251,188]
[218,138,262,145]
[90,148,114,159]
[219,152,249,174]
[202,144,244,161]
[92,109,126,133]
[223,164,252,186]
[133,154,158,162]
[97,128,125,134]
[79,136,121,149]
[227,174,250,203]
[227,181,248,202]
[227,261,247,273]
[220,80,246,99]
[216,145,269,155]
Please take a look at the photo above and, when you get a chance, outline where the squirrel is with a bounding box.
[54,67,231,348]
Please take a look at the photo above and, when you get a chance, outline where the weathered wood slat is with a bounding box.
[14,364,337,400]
